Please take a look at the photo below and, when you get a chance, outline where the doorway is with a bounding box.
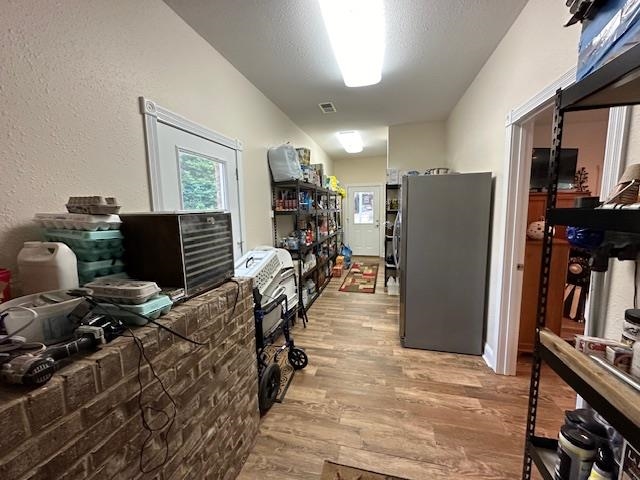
[493,68,630,375]
[346,185,381,256]
[517,108,610,354]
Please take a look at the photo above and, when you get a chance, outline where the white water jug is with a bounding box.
[17,242,79,294]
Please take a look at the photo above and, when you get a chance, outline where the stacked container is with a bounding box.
[84,278,172,326]
[34,197,125,285]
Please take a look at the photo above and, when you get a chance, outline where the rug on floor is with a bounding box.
[262,344,295,403]
[338,262,378,293]
[320,461,409,480]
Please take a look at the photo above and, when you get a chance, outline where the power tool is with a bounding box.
[0,300,124,386]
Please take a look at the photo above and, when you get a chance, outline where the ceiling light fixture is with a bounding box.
[318,0,385,88]
[337,131,363,153]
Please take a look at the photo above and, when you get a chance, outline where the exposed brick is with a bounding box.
[60,360,100,411]
[24,375,66,433]
[0,283,259,480]
[91,348,123,390]
[0,396,30,455]
[0,411,84,480]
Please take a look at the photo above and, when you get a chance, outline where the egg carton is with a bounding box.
[78,259,125,284]
[72,246,124,262]
[97,294,173,326]
[43,229,123,249]
[84,278,161,305]
[66,196,121,215]
[34,213,121,231]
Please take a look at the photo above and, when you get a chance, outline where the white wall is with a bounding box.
[446,0,580,367]
[333,156,387,186]
[0,0,332,292]
[532,116,609,196]
[388,121,447,171]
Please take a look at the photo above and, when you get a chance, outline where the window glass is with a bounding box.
[353,191,374,224]
[178,149,226,210]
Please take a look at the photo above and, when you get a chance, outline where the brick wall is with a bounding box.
[0,279,260,480]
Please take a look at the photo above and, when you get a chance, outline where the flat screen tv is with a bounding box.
[530,148,578,191]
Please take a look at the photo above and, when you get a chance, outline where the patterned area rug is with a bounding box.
[262,344,294,403]
[320,461,409,480]
[338,263,378,294]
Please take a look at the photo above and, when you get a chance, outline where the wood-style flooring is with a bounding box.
[238,258,575,480]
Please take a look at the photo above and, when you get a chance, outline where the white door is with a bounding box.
[347,186,380,256]
[155,122,243,259]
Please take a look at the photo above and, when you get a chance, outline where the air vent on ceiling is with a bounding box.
[318,102,337,114]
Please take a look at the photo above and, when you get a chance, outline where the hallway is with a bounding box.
[238,258,574,479]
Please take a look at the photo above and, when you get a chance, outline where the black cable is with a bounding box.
[227,279,241,318]
[78,293,205,346]
[635,260,638,309]
[123,327,177,473]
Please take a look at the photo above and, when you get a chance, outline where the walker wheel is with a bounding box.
[288,347,308,370]
[258,362,281,415]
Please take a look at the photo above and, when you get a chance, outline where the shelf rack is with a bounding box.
[272,180,343,314]
[384,183,400,286]
[522,42,640,480]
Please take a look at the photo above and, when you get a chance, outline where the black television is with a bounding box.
[530,148,578,191]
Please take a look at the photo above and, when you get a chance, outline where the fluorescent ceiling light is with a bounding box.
[319,0,385,87]
[337,131,363,153]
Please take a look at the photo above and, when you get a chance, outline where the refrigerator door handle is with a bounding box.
[393,211,401,267]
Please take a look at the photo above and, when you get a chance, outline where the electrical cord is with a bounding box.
[123,327,177,473]
[635,260,638,309]
[72,292,206,346]
[87,301,177,473]
[227,279,241,318]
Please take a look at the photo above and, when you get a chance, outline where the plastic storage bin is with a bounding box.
[97,295,173,326]
[0,290,84,344]
[17,242,79,294]
[84,279,160,304]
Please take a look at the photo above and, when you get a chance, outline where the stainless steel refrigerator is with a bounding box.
[399,173,492,355]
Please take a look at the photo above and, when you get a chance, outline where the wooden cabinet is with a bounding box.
[518,192,589,352]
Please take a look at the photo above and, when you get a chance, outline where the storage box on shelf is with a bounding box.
[272,180,342,313]
[521,42,640,480]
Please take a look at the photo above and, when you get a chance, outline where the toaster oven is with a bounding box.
[120,212,234,299]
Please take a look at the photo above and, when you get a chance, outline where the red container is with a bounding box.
[0,269,11,303]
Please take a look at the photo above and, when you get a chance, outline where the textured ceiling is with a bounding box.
[164,0,528,159]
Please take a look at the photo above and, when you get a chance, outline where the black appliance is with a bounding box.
[530,148,578,190]
[121,212,234,299]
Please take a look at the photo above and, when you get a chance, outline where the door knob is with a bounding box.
[516,263,525,271]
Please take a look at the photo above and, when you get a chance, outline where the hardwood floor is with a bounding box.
[238,258,575,480]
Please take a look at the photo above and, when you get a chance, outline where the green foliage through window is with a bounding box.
[178,151,224,210]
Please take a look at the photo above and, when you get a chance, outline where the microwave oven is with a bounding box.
[120,212,234,299]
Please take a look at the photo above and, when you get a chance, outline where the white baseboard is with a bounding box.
[482,342,496,372]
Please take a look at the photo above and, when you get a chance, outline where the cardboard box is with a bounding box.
[332,265,343,277]
[606,345,633,372]
[575,335,628,358]
[578,0,640,80]
[296,147,311,165]
[386,168,400,185]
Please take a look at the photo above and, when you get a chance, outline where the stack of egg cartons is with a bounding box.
[84,279,172,326]
[34,197,125,285]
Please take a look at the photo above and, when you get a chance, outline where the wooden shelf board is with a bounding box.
[539,328,640,450]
